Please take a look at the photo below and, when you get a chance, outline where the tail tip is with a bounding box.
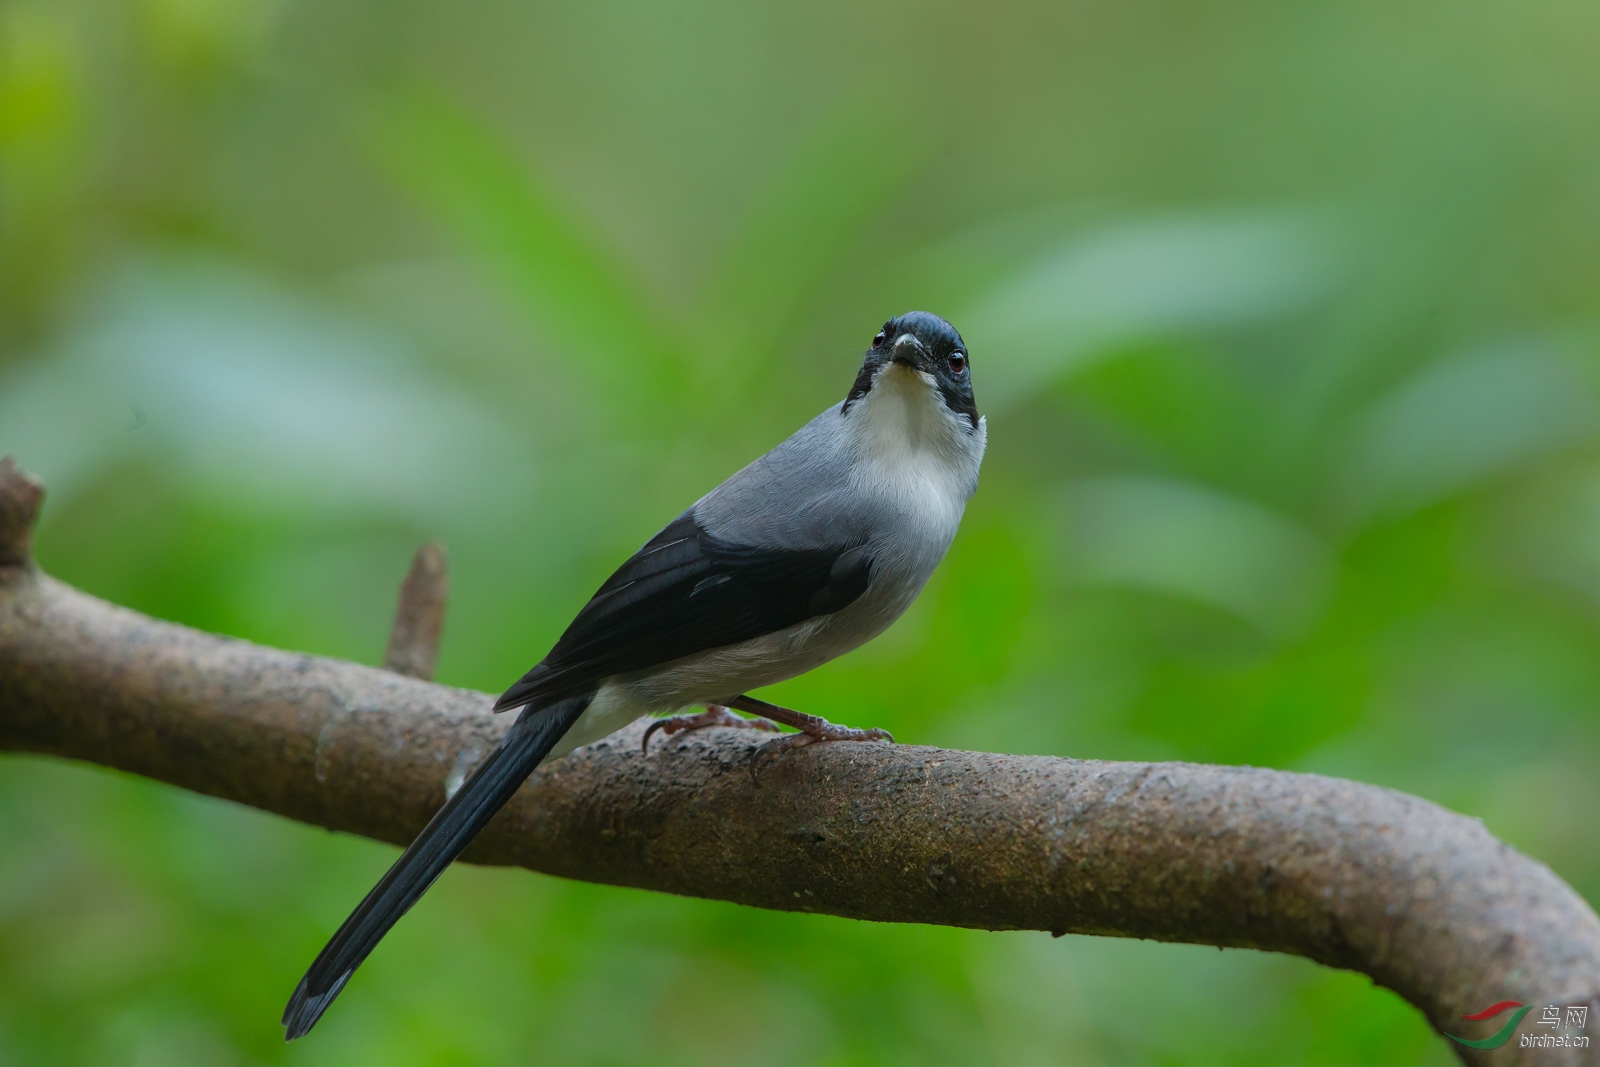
[282,971,351,1041]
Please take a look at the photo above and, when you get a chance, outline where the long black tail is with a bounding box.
[282,695,590,1039]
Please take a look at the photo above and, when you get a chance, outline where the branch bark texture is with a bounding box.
[0,459,1595,1065]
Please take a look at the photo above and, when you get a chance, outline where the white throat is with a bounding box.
[847,363,986,507]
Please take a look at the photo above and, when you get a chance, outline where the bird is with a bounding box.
[281,310,986,1039]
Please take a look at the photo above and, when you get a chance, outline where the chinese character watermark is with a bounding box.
[1450,1000,1591,1051]
[1517,1004,1590,1051]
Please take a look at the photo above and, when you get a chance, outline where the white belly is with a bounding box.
[542,560,934,762]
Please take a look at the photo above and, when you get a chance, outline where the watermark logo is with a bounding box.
[1447,1001,1589,1051]
[1448,1002,1533,1050]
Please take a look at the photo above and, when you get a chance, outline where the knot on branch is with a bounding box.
[0,456,44,568]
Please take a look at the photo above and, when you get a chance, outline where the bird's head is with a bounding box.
[843,310,978,429]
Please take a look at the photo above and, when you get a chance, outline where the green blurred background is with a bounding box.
[3,0,1598,1062]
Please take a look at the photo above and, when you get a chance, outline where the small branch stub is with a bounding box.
[383,542,449,681]
[0,456,45,568]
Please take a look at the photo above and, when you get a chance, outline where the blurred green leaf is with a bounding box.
[368,88,687,407]
[707,82,924,339]
[961,209,1340,409]
[1336,339,1598,523]
[1061,476,1333,638]
[0,255,530,524]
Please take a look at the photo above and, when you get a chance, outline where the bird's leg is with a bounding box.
[641,704,780,753]
[727,694,896,742]
[725,694,894,779]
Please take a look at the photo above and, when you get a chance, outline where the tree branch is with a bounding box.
[0,457,1594,1065]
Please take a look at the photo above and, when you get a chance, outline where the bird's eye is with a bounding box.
[948,352,967,374]
[872,331,887,348]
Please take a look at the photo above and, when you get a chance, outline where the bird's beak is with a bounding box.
[891,334,928,370]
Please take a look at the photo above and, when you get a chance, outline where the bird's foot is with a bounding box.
[641,704,780,753]
[725,695,894,782]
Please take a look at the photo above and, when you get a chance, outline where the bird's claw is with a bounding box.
[748,718,894,783]
[642,704,780,753]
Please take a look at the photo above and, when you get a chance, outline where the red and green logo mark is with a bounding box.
[1448,1002,1534,1050]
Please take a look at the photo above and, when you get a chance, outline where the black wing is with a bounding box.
[493,512,871,711]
